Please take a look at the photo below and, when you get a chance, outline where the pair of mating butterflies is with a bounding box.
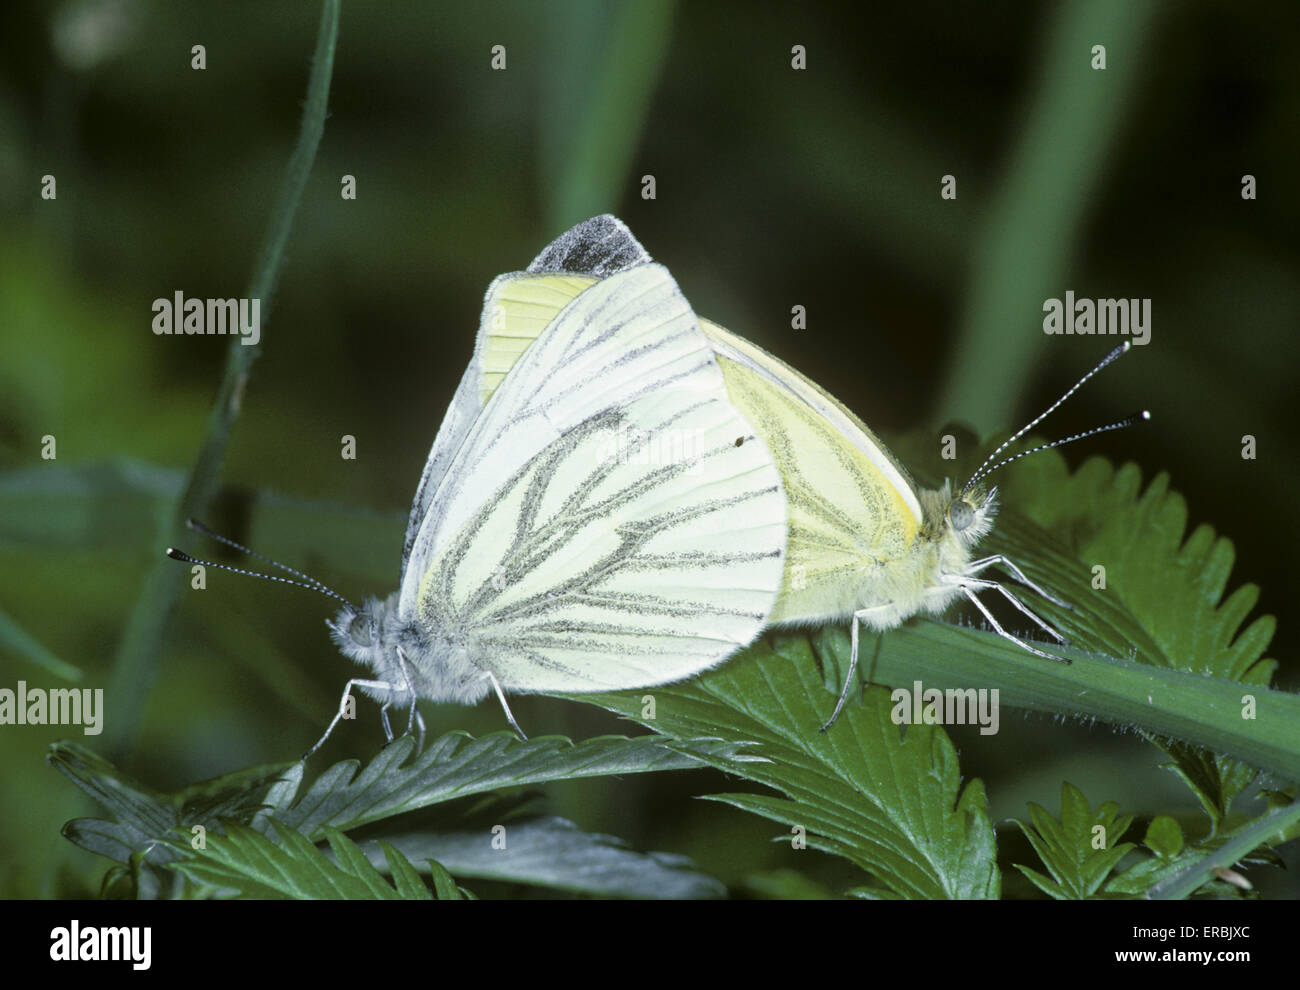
[174,215,1142,753]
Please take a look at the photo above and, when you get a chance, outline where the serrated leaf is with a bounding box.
[362,816,723,899]
[576,635,999,900]
[863,438,1295,804]
[1151,741,1254,833]
[426,856,470,900]
[1012,782,1135,899]
[161,821,452,899]
[52,731,733,898]
[1107,796,1300,899]
[49,741,295,894]
[992,453,1279,821]
[378,841,434,901]
[268,731,748,837]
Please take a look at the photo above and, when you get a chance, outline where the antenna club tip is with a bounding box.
[165,547,183,559]
[1141,409,1151,420]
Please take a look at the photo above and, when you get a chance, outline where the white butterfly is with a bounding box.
[465,216,1146,731]
[310,260,787,750]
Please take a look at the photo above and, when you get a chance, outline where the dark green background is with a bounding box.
[1,0,1296,898]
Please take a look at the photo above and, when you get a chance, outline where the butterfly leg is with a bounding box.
[961,587,1069,663]
[821,604,893,732]
[965,554,1071,609]
[396,646,420,739]
[302,677,399,761]
[486,672,528,740]
[961,576,1067,644]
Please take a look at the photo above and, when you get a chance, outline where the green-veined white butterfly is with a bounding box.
[471,216,1147,728]
[171,258,788,753]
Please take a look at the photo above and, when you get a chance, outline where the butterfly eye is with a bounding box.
[349,615,373,647]
[948,500,975,532]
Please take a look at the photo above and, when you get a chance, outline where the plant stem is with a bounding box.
[861,621,1300,784]
[1145,800,1300,900]
[103,0,342,759]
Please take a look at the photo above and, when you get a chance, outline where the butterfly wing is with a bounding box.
[701,322,923,624]
[525,213,650,277]
[399,358,483,582]
[474,216,927,626]
[401,216,650,572]
[401,263,787,693]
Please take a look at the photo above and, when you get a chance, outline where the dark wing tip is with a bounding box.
[526,215,652,276]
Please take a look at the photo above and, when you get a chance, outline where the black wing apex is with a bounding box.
[526,214,652,276]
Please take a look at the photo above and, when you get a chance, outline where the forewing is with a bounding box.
[401,213,646,575]
[405,264,786,692]
[399,353,482,580]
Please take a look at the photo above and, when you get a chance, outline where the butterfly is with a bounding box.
[174,258,788,753]
[468,216,1146,728]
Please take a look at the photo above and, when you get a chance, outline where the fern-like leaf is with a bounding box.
[1011,782,1135,899]
[577,635,1000,900]
[160,821,466,899]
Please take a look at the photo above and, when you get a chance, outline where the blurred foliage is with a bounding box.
[0,0,1297,897]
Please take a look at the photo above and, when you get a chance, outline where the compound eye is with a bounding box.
[349,615,373,647]
[949,500,975,532]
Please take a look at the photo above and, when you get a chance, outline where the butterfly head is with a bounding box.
[327,593,417,706]
[326,593,491,707]
[944,482,998,548]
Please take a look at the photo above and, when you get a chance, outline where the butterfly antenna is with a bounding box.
[183,519,333,591]
[962,342,1140,497]
[966,410,1151,487]
[166,520,359,612]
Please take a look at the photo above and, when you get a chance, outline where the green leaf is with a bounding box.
[1151,741,1254,834]
[362,816,723,899]
[1119,797,1300,900]
[52,731,733,898]
[994,454,1279,823]
[850,440,1297,787]
[1011,782,1135,899]
[1105,792,1300,899]
[1142,816,1184,859]
[382,842,434,899]
[162,821,455,900]
[575,634,1000,900]
[49,741,296,896]
[0,460,178,551]
[425,855,471,901]
[267,731,748,837]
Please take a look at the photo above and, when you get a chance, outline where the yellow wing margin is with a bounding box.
[479,274,596,406]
